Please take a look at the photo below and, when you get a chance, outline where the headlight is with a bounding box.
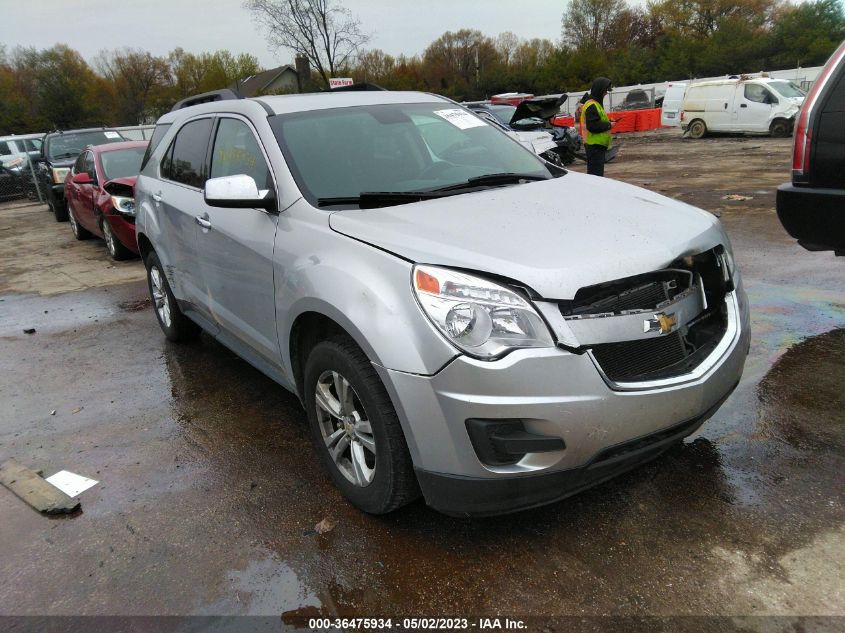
[51,167,70,183]
[111,195,135,216]
[412,265,554,359]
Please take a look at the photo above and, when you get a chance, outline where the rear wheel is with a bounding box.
[102,218,134,261]
[145,251,200,342]
[687,119,707,139]
[68,207,92,240]
[304,336,419,514]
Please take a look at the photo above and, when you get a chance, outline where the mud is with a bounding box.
[0,131,843,621]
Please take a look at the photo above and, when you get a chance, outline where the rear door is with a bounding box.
[195,115,281,365]
[155,117,214,311]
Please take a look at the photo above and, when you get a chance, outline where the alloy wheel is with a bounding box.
[149,266,172,328]
[68,209,80,238]
[315,370,376,487]
[103,222,117,257]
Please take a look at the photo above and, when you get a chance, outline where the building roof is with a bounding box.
[232,66,298,97]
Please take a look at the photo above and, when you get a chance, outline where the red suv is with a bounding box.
[776,39,845,255]
[64,141,148,260]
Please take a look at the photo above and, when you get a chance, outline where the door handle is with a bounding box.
[195,215,212,229]
[724,103,728,109]
[152,192,162,203]
[740,104,747,108]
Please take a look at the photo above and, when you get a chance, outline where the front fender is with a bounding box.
[274,202,458,379]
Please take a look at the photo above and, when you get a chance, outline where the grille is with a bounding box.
[562,249,731,383]
[591,331,688,382]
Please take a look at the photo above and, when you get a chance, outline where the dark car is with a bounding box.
[467,97,583,165]
[776,40,845,255]
[36,128,126,221]
[64,141,148,260]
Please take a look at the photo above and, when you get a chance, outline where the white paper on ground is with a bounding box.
[434,108,487,130]
[45,471,98,497]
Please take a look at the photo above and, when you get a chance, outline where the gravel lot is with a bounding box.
[1,130,843,628]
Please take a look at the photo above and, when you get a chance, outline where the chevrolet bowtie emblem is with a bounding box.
[644,312,678,335]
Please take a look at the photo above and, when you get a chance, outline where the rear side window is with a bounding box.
[141,123,171,170]
[164,118,213,188]
[0,142,11,156]
[209,118,272,189]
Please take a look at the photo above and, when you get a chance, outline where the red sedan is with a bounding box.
[64,141,148,260]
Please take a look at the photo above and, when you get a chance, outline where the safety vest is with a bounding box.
[580,99,612,148]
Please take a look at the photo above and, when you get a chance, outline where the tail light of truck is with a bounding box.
[792,40,845,184]
[680,111,685,122]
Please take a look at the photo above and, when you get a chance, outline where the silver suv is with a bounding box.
[135,91,750,516]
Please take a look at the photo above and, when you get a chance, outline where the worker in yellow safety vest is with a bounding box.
[580,77,614,177]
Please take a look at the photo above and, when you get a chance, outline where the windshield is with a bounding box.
[100,146,146,181]
[489,106,517,125]
[269,103,549,207]
[47,131,124,160]
[769,81,806,98]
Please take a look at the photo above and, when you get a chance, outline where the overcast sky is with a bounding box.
[0,0,568,69]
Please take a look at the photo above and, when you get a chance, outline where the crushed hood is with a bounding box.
[103,176,137,196]
[328,172,725,299]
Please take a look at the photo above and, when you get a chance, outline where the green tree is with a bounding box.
[769,0,845,67]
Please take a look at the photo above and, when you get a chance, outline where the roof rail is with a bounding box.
[171,89,242,112]
[325,82,387,92]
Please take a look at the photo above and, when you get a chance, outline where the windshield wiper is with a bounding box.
[425,172,549,193]
[51,152,81,159]
[318,191,448,209]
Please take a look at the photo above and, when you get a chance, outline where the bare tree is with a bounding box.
[561,0,628,50]
[245,0,369,86]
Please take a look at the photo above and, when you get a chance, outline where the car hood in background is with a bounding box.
[510,95,566,126]
[329,172,725,299]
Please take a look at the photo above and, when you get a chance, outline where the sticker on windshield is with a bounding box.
[434,109,487,130]
[104,131,121,139]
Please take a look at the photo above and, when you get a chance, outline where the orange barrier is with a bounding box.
[551,115,575,127]
[553,108,665,136]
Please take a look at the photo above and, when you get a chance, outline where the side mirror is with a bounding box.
[204,174,276,212]
[72,172,92,184]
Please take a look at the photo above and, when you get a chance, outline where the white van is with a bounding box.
[680,77,806,138]
[660,82,687,127]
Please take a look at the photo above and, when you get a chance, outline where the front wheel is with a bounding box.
[304,337,419,514]
[102,218,134,261]
[144,251,200,342]
[770,119,791,138]
[68,207,92,240]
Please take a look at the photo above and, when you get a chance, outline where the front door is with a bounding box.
[736,83,776,132]
[194,116,280,366]
[76,151,98,233]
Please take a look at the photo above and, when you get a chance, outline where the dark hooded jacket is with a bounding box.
[584,77,612,136]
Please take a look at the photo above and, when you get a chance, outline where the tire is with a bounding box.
[144,250,200,342]
[304,336,419,514]
[50,198,69,222]
[102,218,134,261]
[687,119,707,139]
[68,206,92,241]
[770,119,790,138]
